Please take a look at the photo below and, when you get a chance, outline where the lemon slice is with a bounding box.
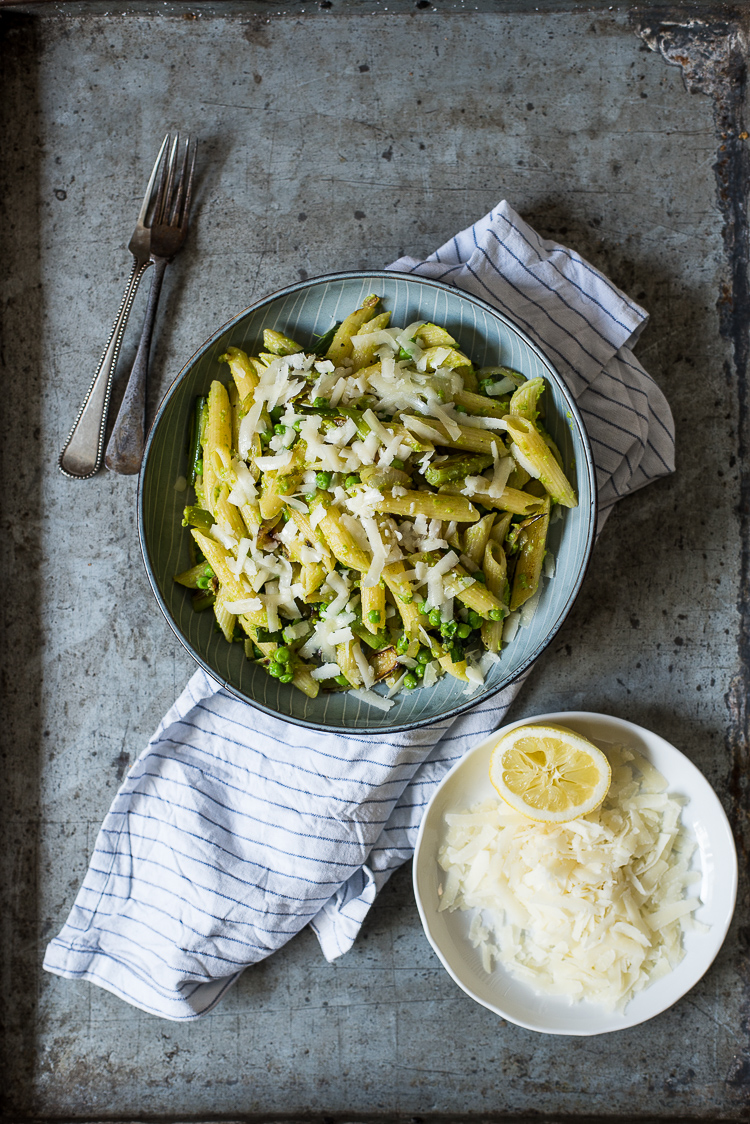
[489,723,611,823]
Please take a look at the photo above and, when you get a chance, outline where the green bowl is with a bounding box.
[138,271,597,734]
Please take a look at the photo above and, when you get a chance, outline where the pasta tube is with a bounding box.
[375,490,479,523]
[440,481,543,516]
[326,294,380,364]
[191,530,267,630]
[220,347,259,401]
[481,540,508,653]
[509,376,545,421]
[510,497,551,611]
[504,416,577,507]
[382,561,421,638]
[213,589,237,643]
[361,581,386,634]
[462,512,496,567]
[337,640,364,687]
[314,500,371,572]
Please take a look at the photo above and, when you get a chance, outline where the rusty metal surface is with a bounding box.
[0,3,748,1119]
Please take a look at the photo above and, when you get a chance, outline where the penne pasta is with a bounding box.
[174,298,576,702]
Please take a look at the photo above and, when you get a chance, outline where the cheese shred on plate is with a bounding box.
[437,744,706,1012]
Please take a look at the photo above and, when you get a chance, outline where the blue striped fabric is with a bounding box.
[44,201,675,1020]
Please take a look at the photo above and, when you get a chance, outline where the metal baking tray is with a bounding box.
[1,1,747,1119]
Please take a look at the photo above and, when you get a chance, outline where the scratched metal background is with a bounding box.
[0,1,748,1120]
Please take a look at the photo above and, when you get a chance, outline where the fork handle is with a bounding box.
[105,256,168,475]
[59,259,150,479]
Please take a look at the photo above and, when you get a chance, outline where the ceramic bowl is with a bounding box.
[412,711,737,1034]
[138,270,597,733]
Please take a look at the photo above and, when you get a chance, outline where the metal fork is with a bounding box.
[105,133,196,475]
[58,134,169,479]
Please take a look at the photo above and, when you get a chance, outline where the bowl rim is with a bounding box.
[137,268,598,735]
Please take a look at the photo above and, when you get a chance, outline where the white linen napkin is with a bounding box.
[44,201,675,1020]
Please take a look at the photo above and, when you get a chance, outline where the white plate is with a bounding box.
[412,710,738,1036]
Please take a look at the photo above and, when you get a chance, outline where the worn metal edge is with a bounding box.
[6,1116,746,1124]
[632,1,750,1100]
[0,0,743,17]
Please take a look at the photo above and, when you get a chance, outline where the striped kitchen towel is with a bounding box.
[44,201,675,1020]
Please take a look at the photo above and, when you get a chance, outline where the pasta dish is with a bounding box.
[174,296,577,711]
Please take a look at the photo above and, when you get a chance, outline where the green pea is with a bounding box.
[457,622,472,639]
[259,431,272,446]
[418,601,428,615]
[281,510,290,523]
[273,423,287,436]
[316,471,332,490]
[395,635,409,655]
[454,404,467,415]
[414,663,425,679]
[467,610,482,629]
[293,420,303,432]
[488,608,505,621]
[267,662,283,678]
[417,647,431,664]
[313,396,329,408]
[279,672,294,683]
[367,610,381,624]
[428,608,442,628]
[275,646,291,663]
[305,490,318,502]
[403,673,418,690]
[391,457,405,469]
[335,674,349,686]
[345,474,360,489]
[440,620,458,639]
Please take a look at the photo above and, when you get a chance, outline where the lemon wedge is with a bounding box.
[489,723,611,823]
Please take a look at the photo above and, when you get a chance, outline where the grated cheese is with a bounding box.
[349,687,395,711]
[437,744,705,1012]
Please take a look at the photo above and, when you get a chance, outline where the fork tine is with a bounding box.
[180,138,197,230]
[136,132,169,228]
[150,133,173,227]
[170,138,189,226]
[158,133,180,225]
